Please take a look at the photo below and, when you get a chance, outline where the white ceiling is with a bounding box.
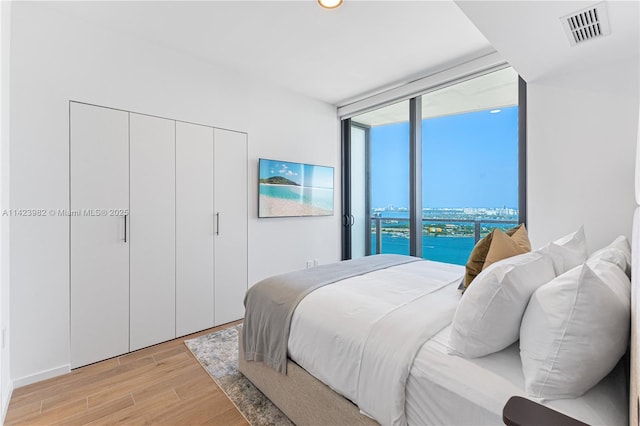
[29,1,638,107]
[37,0,495,105]
[456,0,640,83]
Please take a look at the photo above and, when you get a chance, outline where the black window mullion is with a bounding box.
[518,77,527,226]
[364,125,371,256]
[341,118,352,260]
[409,97,422,258]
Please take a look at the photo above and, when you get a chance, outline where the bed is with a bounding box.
[240,221,635,426]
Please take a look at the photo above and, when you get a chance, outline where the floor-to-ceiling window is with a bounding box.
[343,67,525,264]
[420,68,520,264]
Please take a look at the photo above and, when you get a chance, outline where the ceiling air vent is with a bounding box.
[560,2,611,46]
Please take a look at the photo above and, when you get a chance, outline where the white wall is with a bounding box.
[247,83,342,281]
[527,57,640,251]
[1,0,12,420]
[10,2,339,385]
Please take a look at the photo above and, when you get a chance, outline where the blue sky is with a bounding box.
[370,106,518,209]
[259,159,334,189]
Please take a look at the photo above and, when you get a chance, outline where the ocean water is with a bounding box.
[370,212,517,265]
[259,184,333,211]
[373,234,475,265]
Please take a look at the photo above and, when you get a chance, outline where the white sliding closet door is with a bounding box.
[214,129,248,325]
[176,122,215,337]
[70,102,130,368]
[129,113,176,351]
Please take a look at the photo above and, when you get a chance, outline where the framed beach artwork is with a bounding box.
[258,158,334,218]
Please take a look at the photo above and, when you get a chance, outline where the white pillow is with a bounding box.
[587,235,631,278]
[520,261,630,400]
[539,226,588,275]
[448,251,556,358]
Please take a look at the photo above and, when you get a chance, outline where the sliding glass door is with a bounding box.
[349,124,368,258]
[350,100,410,257]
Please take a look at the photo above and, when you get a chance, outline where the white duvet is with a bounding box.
[288,260,464,426]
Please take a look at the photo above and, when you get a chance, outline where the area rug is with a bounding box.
[184,324,294,426]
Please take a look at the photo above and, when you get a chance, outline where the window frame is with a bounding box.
[341,72,527,261]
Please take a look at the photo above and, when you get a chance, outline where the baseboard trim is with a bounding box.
[2,380,13,424]
[13,364,70,389]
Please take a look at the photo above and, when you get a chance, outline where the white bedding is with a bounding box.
[288,259,628,426]
[288,260,463,425]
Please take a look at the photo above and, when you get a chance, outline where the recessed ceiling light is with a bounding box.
[490,109,501,114]
[318,0,343,9]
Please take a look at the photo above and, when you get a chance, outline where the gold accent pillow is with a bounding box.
[463,224,527,290]
[482,225,531,271]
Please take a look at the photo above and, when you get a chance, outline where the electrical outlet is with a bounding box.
[306,260,313,269]
[313,259,319,267]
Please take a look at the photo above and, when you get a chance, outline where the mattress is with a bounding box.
[408,325,628,426]
[288,259,628,426]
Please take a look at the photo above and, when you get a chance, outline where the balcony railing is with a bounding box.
[370,217,519,255]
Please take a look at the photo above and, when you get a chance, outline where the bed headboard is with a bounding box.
[632,208,640,426]
[631,107,640,426]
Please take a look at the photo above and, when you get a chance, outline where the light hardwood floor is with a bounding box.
[5,321,248,425]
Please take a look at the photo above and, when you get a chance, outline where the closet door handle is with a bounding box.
[123,214,128,243]
[216,212,220,236]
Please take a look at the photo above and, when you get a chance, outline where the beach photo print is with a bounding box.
[258,159,334,218]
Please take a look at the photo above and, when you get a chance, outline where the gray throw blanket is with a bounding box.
[242,254,420,374]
